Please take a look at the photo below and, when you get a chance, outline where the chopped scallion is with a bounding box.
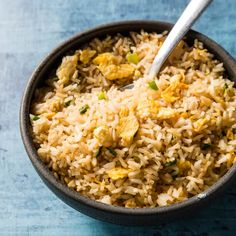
[64,100,72,107]
[148,80,158,90]
[52,77,59,81]
[221,130,227,136]
[107,147,117,156]
[224,83,229,91]
[202,143,211,150]
[98,91,106,100]
[96,146,103,157]
[164,159,177,167]
[127,52,139,64]
[30,115,40,121]
[79,104,89,114]
[171,169,179,179]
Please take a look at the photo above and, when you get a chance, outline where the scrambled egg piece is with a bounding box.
[193,118,209,132]
[178,160,191,175]
[200,96,213,107]
[136,100,177,121]
[161,75,188,103]
[56,55,78,85]
[226,129,234,140]
[99,64,134,80]
[93,52,121,65]
[107,167,131,180]
[119,107,130,117]
[136,99,160,120]
[161,91,179,103]
[227,154,236,168]
[134,69,141,79]
[180,112,188,119]
[80,49,96,64]
[49,99,62,112]
[93,52,134,80]
[94,125,112,147]
[44,112,56,120]
[117,114,139,146]
[157,108,178,120]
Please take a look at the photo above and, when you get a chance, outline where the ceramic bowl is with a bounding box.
[20,20,236,226]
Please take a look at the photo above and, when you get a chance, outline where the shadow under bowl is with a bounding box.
[20,20,236,226]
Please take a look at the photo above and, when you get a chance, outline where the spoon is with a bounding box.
[122,0,213,90]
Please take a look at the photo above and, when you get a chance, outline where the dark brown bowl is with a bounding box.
[20,20,236,226]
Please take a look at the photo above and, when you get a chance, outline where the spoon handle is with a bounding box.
[149,0,213,77]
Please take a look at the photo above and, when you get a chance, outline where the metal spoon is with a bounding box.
[122,0,213,90]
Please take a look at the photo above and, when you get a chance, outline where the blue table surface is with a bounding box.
[1,0,236,235]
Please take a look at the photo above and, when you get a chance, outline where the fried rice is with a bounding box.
[30,30,236,208]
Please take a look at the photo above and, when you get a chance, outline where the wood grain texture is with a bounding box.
[0,0,236,235]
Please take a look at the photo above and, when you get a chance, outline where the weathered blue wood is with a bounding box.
[0,0,236,235]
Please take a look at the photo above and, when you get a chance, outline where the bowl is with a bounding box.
[20,20,236,226]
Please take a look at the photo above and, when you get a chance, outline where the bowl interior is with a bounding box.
[20,20,236,216]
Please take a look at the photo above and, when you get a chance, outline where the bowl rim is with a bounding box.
[20,20,236,216]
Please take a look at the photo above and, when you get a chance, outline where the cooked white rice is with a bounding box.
[30,30,236,208]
